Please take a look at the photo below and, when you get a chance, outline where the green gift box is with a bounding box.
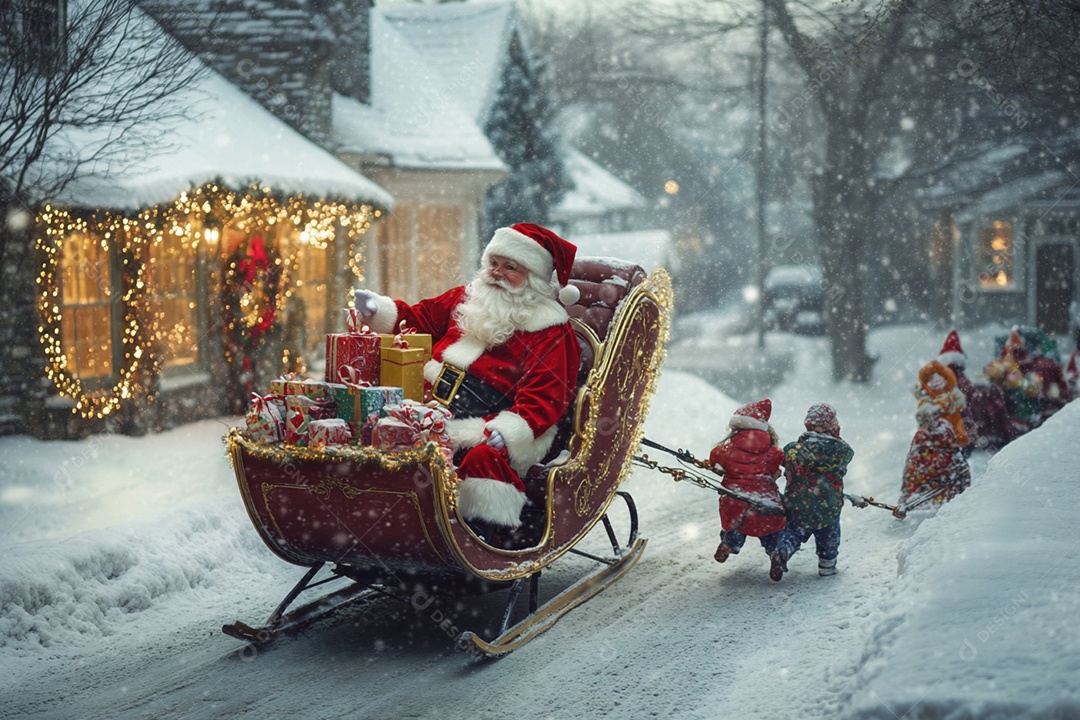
[329,383,403,433]
[360,386,404,423]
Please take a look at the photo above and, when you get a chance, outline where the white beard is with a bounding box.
[454,268,553,347]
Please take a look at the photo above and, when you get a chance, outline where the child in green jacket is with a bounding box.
[782,404,854,576]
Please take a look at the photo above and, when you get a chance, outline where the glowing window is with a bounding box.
[416,206,463,299]
[293,238,332,355]
[148,231,199,368]
[59,232,114,380]
[976,220,1016,289]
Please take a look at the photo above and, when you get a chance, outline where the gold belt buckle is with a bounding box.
[432,363,465,407]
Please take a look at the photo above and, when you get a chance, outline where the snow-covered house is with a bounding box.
[332,5,506,303]
[949,173,1079,336]
[549,148,649,238]
[148,0,560,304]
[1,2,391,439]
[367,0,566,287]
[919,142,1080,337]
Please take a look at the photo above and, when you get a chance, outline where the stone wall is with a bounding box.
[0,217,48,436]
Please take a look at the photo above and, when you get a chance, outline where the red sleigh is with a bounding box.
[223,260,672,656]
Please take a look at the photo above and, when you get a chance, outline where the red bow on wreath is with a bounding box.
[238,236,268,285]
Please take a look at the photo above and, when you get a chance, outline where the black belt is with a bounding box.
[431,363,512,418]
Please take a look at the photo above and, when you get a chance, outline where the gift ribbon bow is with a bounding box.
[393,320,418,349]
[377,402,452,450]
[345,308,374,336]
[275,372,300,385]
[338,365,372,389]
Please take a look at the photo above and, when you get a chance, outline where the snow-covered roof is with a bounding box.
[377,0,517,124]
[955,170,1069,224]
[566,229,672,272]
[331,10,503,171]
[917,143,1030,208]
[35,6,392,211]
[553,149,647,219]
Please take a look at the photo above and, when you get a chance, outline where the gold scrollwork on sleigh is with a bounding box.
[558,270,672,516]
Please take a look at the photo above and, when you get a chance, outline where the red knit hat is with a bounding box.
[938,329,966,368]
[804,403,840,436]
[729,398,772,431]
[483,223,580,304]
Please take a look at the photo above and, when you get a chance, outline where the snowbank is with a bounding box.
[842,401,1080,719]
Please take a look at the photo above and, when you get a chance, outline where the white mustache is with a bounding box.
[482,275,516,292]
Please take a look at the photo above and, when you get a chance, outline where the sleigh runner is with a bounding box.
[224,261,672,656]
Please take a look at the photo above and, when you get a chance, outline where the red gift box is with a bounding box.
[245,392,283,443]
[372,401,453,458]
[309,418,352,448]
[284,395,336,445]
[325,309,381,385]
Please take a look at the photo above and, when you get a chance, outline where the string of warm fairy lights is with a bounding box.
[35,182,379,419]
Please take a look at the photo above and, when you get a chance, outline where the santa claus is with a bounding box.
[354,223,581,533]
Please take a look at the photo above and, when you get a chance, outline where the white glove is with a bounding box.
[353,289,379,318]
[485,429,506,450]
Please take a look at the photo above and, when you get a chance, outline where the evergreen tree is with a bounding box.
[482,38,568,240]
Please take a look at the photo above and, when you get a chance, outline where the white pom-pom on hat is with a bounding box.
[558,282,580,305]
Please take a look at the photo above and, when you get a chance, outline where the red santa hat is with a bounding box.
[483,223,580,305]
[937,329,966,368]
[1002,325,1026,360]
[729,398,772,431]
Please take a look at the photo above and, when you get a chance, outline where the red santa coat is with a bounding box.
[709,429,787,537]
[369,285,580,481]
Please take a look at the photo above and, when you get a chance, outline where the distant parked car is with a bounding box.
[764,265,825,334]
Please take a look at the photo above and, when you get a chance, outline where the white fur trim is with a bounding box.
[439,334,488,369]
[365,294,399,335]
[484,227,554,278]
[729,414,769,432]
[558,283,580,305]
[516,298,570,332]
[938,351,966,368]
[487,411,555,475]
[424,359,442,385]
[456,476,527,528]
[445,416,488,450]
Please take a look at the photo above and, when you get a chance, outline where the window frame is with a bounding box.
[57,229,120,388]
[147,226,206,376]
[973,216,1022,292]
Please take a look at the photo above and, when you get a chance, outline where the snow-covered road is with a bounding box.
[2,325,1076,720]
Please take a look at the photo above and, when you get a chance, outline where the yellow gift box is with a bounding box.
[379,332,432,362]
[380,346,426,401]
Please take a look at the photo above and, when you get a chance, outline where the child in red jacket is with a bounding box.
[710,399,794,581]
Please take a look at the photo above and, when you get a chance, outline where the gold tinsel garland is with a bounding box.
[224,427,460,509]
[36,183,379,419]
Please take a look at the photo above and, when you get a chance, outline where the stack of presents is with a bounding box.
[244,310,452,456]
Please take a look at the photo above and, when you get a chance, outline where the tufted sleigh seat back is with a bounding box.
[563,257,649,385]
